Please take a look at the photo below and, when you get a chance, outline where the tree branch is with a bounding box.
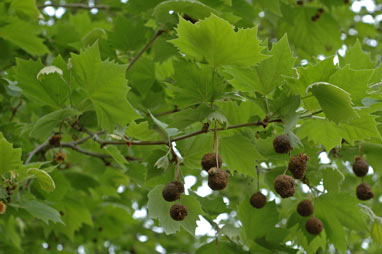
[38,3,110,10]
[126,30,165,74]
[25,137,51,164]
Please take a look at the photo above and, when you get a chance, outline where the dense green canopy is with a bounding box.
[1,0,382,253]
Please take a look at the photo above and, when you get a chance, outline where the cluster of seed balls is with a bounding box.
[250,134,323,235]
[353,156,374,201]
[162,152,229,221]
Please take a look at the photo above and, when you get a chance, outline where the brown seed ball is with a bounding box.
[201,153,222,171]
[49,134,62,147]
[352,156,369,177]
[162,181,184,202]
[170,204,188,221]
[0,201,6,214]
[288,154,309,179]
[274,174,295,198]
[305,217,323,235]
[297,199,314,217]
[208,168,229,190]
[54,152,66,163]
[273,135,292,154]
[250,192,266,209]
[356,182,374,201]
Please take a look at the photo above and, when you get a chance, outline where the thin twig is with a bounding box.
[126,30,165,74]
[25,137,51,164]
[9,100,23,121]
[300,110,323,119]
[38,3,110,10]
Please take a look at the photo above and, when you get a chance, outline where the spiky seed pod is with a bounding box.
[170,204,188,221]
[250,192,267,209]
[273,135,292,154]
[172,181,185,194]
[297,199,314,217]
[49,134,62,147]
[352,156,369,177]
[162,181,184,202]
[305,217,323,235]
[54,152,66,163]
[288,154,309,179]
[274,174,295,198]
[201,153,223,171]
[208,168,229,190]
[0,201,6,214]
[356,182,374,201]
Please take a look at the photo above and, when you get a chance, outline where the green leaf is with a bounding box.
[170,14,268,67]
[225,34,295,95]
[154,154,170,170]
[127,55,155,96]
[328,65,374,105]
[257,0,281,16]
[53,200,93,239]
[168,104,213,130]
[105,146,128,168]
[179,195,204,235]
[147,184,180,234]
[169,61,225,108]
[109,16,149,51]
[28,168,56,192]
[238,200,279,243]
[153,0,219,25]
[322,168,344,193]
[125,121,158,141]
[18,200,64,224]
[315,193,367,252]
[278,4,341,58]
[220,135,264,178]
[71,43,140,131]
[30,108,80,139]
[287,57,337,96]
[297,119,342,151]
[10,0,39,20]
[307,83,358,123]
[0,17,49,56]
[15,58,68,108]
[338,108,381,144]
[0,132,22,174]
[196,241,249,254]
[371,222,382,245]
[339,39,375,70]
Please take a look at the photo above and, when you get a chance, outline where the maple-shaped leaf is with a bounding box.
[287,57,337,96]
[170,14,268,67]
[225,34,296,95]
[71,43,140,131]
[328,65,374,105]
[339,39,375,70]
[0,133,22,174]
[0,17,49,56]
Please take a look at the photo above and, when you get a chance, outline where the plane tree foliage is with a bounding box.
[0,0,382,253]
